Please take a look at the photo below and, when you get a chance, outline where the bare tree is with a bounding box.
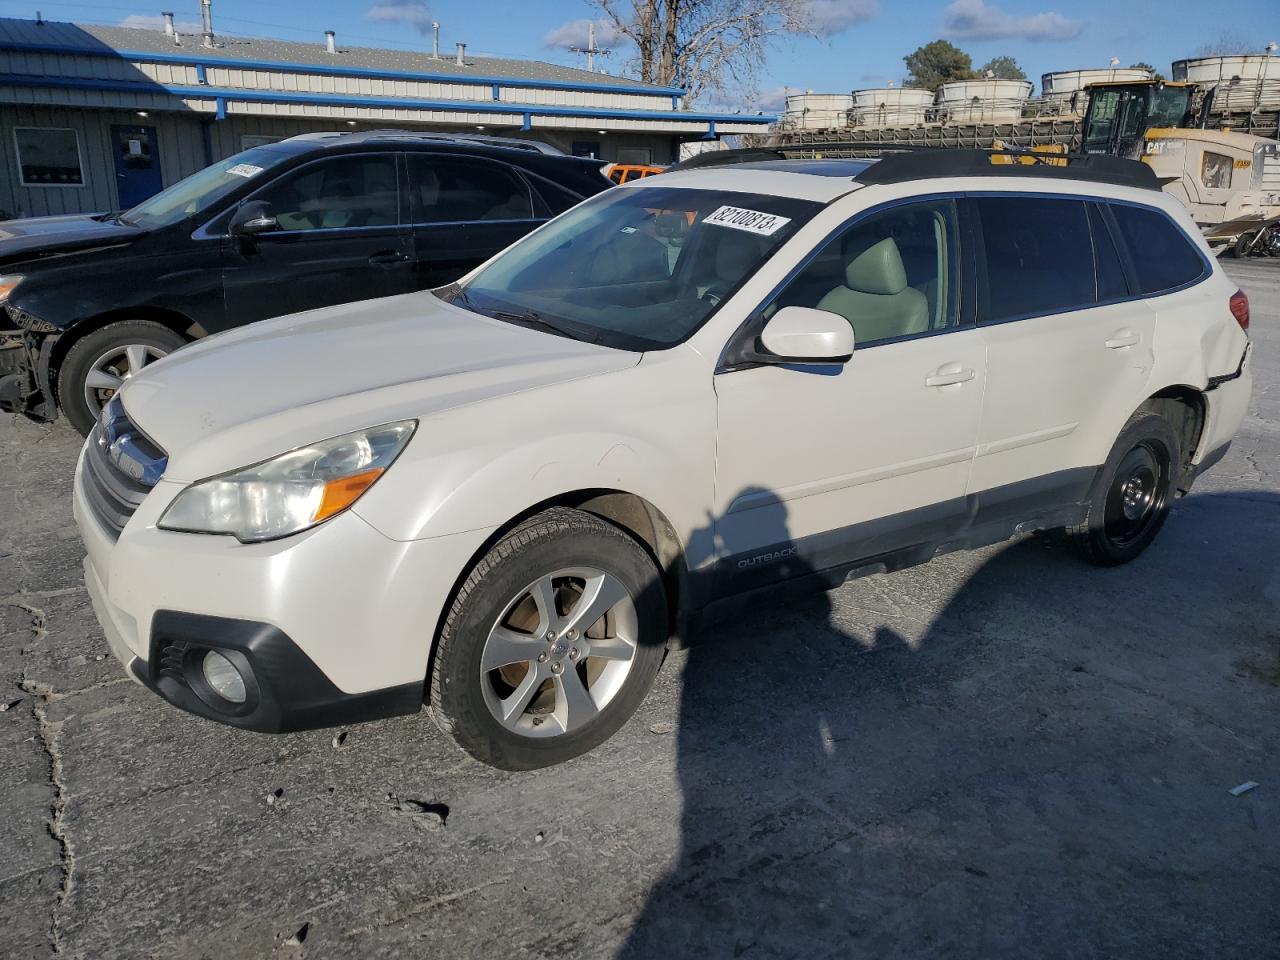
[594,0,807,104]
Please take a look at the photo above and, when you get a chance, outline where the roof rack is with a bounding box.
[855,148,1160,191]
[667,143,1159,191]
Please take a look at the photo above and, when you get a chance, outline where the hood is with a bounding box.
[119,291,640,480]
[0,214,142,265]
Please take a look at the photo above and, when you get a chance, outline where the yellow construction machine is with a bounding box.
[1081,79,1280,256]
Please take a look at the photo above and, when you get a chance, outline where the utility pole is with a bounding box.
[569,23,610,73]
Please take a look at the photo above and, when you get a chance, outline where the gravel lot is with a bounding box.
[2,260,1277,960]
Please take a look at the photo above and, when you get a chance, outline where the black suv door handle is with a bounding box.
[369,250,411,265]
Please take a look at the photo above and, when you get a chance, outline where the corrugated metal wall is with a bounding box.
[0,103,206,217]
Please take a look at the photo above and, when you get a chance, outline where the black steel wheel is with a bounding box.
[1071,412,1179,566]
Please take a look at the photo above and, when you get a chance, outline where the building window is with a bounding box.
[240,135,282,150]
[571,140,602,159]
[616,147,653,166]
[14,127,85,187]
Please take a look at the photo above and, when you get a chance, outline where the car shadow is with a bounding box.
[619,488,1280,959]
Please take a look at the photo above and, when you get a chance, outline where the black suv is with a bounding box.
[0,131,610,434]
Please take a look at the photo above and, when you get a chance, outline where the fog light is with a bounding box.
[202,650,247,704]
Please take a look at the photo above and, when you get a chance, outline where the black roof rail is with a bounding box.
[666,142,924,173]
[668,143,1160,191]
[853,148,1161,191]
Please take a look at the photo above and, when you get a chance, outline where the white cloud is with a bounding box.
[366,0,435,36]
[941,0,1082,42]
[542,18,623,51]
[800,0,878,34]
[118,14,201,33]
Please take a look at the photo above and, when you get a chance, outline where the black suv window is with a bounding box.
[407,155,534,223]
[253,154,399,231]
[1108,203,1205,295]
[977,196,1094,322]
[766,199,961,347]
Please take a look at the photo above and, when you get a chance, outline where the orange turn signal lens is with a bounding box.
[314,467,384,523]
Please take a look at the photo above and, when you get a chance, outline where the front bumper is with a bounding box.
[74,443,495,733]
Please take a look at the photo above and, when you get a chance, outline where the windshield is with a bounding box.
[117,145,295,230]
[451,185,821,350]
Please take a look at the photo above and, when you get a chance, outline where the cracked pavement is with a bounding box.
[1,260,1278,958]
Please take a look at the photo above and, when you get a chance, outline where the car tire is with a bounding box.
[57,321,185,436]
[1070,411,1179,567]
[429,507,667,770]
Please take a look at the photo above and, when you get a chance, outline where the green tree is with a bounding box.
[1130,61,1165,82]
[904,40,977,91]
[980,55,1027,81]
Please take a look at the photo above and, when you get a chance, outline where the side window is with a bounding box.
[525,173,583,218]
[1088,204,1129,301]
[1109,204,1205,295]
[253,155,398,231]
[407,155,533,223]
[766,199,960,347]
[1201,151,1233,190]
[977,197,1093,321]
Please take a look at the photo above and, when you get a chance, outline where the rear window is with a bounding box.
[977,197,1095,322]
[1109,204,1206,295]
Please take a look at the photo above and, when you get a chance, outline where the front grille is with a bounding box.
[81,400,167,540]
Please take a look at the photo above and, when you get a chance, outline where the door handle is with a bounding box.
[1105,330,1140,349]
[925,362,976,388]
[369,250,411,265]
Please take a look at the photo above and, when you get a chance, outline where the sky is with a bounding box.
[2,0,1276,112]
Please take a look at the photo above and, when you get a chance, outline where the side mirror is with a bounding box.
[756,306,854,364]
[229,200,278,237]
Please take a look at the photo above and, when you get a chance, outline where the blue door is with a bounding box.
[111,125,163,209]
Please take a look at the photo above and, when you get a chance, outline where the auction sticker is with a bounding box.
[704,205,791,236]
[226,163,264,178]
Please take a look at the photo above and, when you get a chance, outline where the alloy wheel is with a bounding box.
[479,567,638,738]
[82,343,169,419]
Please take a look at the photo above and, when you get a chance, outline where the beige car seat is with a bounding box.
[817,236,929,343]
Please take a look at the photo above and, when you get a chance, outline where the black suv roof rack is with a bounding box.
[667,143,1159,191]
[855,148,1160,191]
[285,129,565,156]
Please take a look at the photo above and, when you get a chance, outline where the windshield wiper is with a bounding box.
[492,309,594,343]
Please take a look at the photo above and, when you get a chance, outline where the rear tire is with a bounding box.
[58,320,185,436]
[1070,412,1179,567]
[429,507,667,770]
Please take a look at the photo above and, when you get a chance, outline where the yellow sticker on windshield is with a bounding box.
[704,205,791,236]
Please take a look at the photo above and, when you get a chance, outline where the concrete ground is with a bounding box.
[1,261,1277,960]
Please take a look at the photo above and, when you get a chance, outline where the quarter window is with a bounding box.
[253,155,399,231]
[14,127,84,187]
[977,197,1094,322]
[407,155,533,223]
[766,199,961,347]
[1109,204,1205,295]
[1089,204,1129,301]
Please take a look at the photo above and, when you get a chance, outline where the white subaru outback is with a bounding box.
[74,150,1252,769]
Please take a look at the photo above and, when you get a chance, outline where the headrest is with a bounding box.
[844,236,908,296]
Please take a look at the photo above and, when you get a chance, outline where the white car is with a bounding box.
[74,150,1253,769]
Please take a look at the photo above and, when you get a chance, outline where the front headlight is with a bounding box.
[159,421,416,542]
[0,274,23,303]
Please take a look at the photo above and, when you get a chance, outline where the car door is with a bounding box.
[403,153,547,290]
[711,198,986,597]
[969,195,1157,524]
[222,152,413,325]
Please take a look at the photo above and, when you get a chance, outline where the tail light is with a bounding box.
[1229,288,1250,331]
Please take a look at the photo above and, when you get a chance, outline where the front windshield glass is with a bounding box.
[453,185,822,350]
[118,145,295,230]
